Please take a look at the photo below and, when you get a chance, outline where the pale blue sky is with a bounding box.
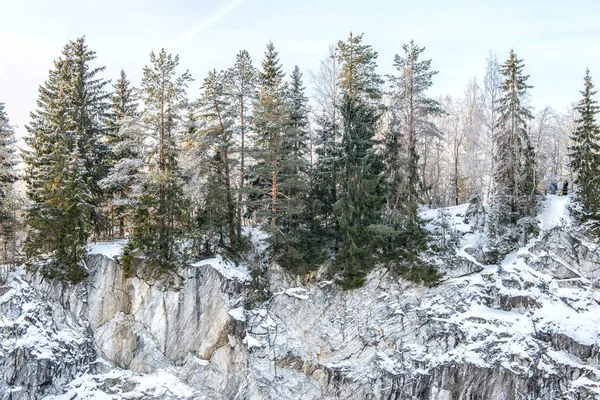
[1,0,599,137]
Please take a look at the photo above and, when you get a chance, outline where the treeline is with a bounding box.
[1,34,599,288]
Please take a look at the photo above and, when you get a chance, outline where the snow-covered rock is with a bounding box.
[0,196,599,399]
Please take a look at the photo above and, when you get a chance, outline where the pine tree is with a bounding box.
[101,70,139,238]
[0,103,20,261]
[249,42,287,229]
[197,69,237,247]
[384,40,443,281]
[491,50,538,252]
[24,39,104,281]
[569,69,600,232]
[225,50,257,236]
[124,49,192,272]
[333,33,386,288]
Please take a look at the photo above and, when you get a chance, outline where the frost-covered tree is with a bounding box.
[224,50,257,236]
[24,37,108,282]
[197,69,237,248]
[101,70,139,238]
[491,50,538,252]
[0,103,20,261]
[311,46,342,231]
[384,40,443,275]
[478,53,503,201]
[123,49,192,272]
[569,69,600,231]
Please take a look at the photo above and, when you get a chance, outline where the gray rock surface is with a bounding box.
[1,199,599,399]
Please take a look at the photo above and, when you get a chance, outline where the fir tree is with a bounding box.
[67,37,111,236]
[101,70,139,238]
[249,42,287,229]
[0,103,20,261]
[225,50,257,236]
[491,50,538,252]
[25,40,104,282]
[384,40,443,279]
[569,69,600,232]
[124,49,192,272]
[333,33,386,288]
[273,66,314,272]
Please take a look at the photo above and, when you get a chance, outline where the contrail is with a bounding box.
[169,0,246,51]
[129,0,246,77]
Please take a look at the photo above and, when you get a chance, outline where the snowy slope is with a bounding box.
[1,196,599,399]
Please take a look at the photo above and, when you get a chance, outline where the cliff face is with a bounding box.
[1,196,599,399]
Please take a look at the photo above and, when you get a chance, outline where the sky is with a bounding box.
[1,0,599,139]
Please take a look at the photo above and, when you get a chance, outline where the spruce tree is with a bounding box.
[569,69,600,232]
[249,42,287,229]
[101,70,139,238]
[385,41,443,277]
[333,33,386,288]
[67,37,111,236]
[124,49,192,272]
[274,66,314,272]
[0,103,20,261]
[225,50,257,236]
[24,37,108,282]
[491,50,537,252]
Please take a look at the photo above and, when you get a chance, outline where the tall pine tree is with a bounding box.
[385,40,443,277]
[491,50,537,253]
[197,69,237,248]
[225,50,257,236]
[569,69,600,232]
[124,49,192,272]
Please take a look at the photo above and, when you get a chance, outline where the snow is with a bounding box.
[45,369,195,400]
[87,240,126,260]
[191,254,250,282]
[283,287,310,300]
[228,307,246,322]
[538,195,570,231]
[246,334,262,349]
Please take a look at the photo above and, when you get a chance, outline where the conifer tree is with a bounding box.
[273,66,313,271]
[491,50,537,251]
[0,103,20,260]
[333,33,386,288]
[225,50,257,236]
[101,70,139,238]
[24,37,108,282]
[197,69,237,247]
[569,69,600,231]
[385,40,444,272]
[124,49,192,272]
[67,37,111,235]
[250,42,287,229]
[311,47,342,232]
